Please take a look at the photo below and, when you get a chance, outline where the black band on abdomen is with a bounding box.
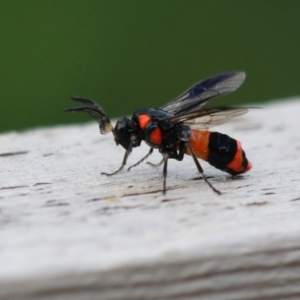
[207,132,237,172]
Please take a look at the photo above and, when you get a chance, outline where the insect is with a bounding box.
[64,72,252,194]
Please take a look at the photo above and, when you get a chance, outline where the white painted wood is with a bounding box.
[1,99,300,299]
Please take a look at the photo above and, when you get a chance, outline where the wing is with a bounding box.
[179,107,248,130]
[64,96,113,134]
[160,72,245,116]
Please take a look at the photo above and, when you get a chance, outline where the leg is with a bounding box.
[186,144,221,195]
[162,155,169,194]
[128,148,153,171]
[147,157,164,167]
[101,150,130,176]
[175,141,186,161]
[148,142,186,167]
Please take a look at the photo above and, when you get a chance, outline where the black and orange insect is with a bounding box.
[64,72,252,194]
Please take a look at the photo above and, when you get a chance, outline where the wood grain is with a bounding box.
[1,99,300,299]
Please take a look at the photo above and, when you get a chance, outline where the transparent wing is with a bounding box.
[179,107,248,130]
[160,72,246,116]
[64,97,113,134]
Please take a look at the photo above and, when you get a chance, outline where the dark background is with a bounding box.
[1,1,299,133]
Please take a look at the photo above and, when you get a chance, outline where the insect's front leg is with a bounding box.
[128,148,154,171]
[101,150,131,176]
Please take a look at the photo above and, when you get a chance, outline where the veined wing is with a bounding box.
[179,107,249,130]
[160,72,246,116]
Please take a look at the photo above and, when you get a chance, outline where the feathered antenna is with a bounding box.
[64,96,114,134]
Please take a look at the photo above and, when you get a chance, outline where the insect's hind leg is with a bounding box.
[101,150,130,176]
[128,148,154,171]
[186,143,221,195]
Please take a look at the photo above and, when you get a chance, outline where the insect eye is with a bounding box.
[115,118,127,131]
[113,117,133,150]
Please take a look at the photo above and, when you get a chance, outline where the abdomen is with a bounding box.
[186,130,252,175]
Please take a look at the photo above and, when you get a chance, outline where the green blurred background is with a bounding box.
[1,1,299,133]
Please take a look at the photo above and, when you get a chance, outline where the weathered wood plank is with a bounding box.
[1,99,300,299]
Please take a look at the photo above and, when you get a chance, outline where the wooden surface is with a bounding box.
[1,99,300,300]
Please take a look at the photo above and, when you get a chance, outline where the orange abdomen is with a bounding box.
[186,130,211,161]
[186,129,252,175]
